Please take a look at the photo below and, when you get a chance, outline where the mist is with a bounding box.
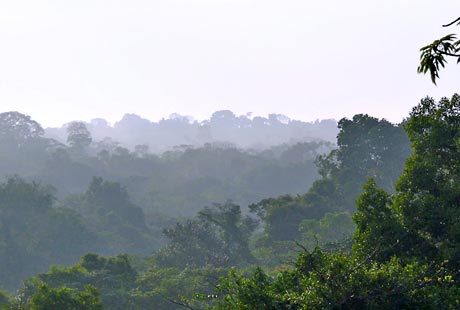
[1,0,459,308]
[44,110,337,152]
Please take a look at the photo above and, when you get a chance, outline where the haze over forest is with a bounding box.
[1,1,460,309]
[45,111,337,151]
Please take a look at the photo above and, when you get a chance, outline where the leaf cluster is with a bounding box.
[418,18,460,84]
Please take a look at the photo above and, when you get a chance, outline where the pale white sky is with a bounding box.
[0,0,459,127]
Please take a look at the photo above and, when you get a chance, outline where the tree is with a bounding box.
[0,177,97,290]
[394,94,460,270]
[249,195,317,244]
[308,114,411,215]
[352,179,434,264]
[418,17,460,84]
[213,248,460,309]
[299,211,355,249]
[23,284,103,310]
[0,112,44,143]
[155,202,257,268]
[83,177,146,227]
[65,177,154,255]
[197,202,257,264]
[134,266,227,310]
[17,253,137,310]
[67,121,92,149]
[0,112,58,177]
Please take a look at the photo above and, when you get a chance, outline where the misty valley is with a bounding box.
[2,0,460,307]
[4,96,460,309]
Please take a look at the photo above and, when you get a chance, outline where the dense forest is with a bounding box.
[0,110,337,290]
[9,90,456,309]
[2,0,460,308]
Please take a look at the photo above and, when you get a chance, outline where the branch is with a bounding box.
[443,17,460,27]
[161,294,197,310]
[295,240,310,253]
[434,47,460,58]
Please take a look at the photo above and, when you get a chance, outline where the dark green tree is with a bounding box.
[249,195,315,244]
[22,284,103,310]
[352,179,434,264]
[303,114,411,219]
[213,248,460,309]
[17,254,136,310]
[330,114,410,206]
[394,94,460,270]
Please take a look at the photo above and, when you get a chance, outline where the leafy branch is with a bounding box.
[418,17,460,84]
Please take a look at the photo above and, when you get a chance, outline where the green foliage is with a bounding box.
[352,179,434,264]
[216,267,282,310]
[0,177,96,290]
[0,176,54,212]
[353,179,399,262]
[214,248,460,309]
[209,96,460,309]
[6,96,460,310]
[249,114,410,257]
[11,253,227,310]
[64,177,156,256]
[154,202,257,268]
[418,18,460,84]
[250,195,318,245]
[0,291,9,310]
[17,254,137,310]
[394,94,460,269]
[133,267,227,310]
[300,211,355,249]
[18,284,103,310]
[332,114,410,203]
[304,114,408,216]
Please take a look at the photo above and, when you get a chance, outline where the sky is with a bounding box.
[0,0,459,127]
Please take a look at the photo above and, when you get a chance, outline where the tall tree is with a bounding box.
[0,111,44,144]
[67,121,92,150]
[394,94,460,269]
[315,114,411,212]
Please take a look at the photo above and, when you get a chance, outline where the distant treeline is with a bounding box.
[0,111,335,217]
[45,110,338,152]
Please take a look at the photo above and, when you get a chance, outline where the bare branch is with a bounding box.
[443,17,460,27]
